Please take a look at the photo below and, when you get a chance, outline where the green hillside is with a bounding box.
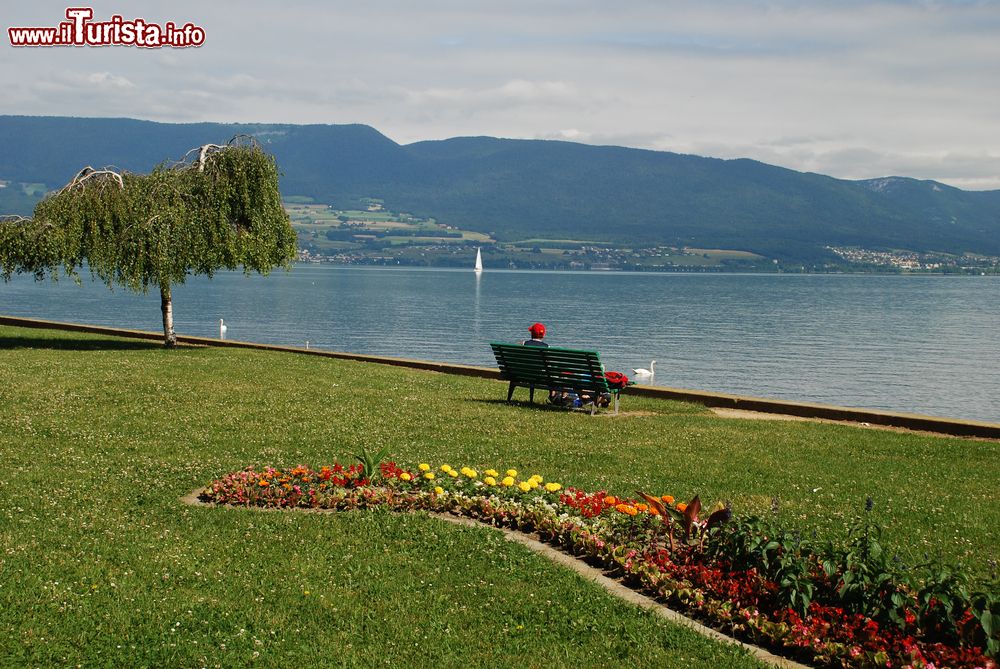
[3,115,999,263]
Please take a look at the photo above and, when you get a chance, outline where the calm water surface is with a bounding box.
[2,266,998,424]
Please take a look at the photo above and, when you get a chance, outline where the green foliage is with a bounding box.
[0,139,296,344]
[970,590,1000,656]
[706,498,1000,652]
[0,216,68,280]
[822,504,904,623]
[16,141,296,291]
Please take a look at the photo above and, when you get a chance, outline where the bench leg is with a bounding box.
[613,392,619,415]
[507,381,516,402]
[529,384,535,403]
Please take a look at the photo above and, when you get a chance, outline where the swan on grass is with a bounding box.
[632,360,656,378]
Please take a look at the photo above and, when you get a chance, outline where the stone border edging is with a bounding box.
[181,488,810,669]
[4,314,999,439]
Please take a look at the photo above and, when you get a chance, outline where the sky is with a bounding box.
[3,1,1000,190]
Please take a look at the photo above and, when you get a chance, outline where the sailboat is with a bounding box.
[474,247,483,273]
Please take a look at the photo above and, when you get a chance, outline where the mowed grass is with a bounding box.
[1,325,997,668]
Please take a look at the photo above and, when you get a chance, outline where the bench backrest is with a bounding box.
[490,342,611,393]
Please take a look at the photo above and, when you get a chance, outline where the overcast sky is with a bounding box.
[4,1,1000,189]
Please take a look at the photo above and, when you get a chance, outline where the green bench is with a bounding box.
[489,342,624,415]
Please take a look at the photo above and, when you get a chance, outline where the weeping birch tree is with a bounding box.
[0,137,297,346]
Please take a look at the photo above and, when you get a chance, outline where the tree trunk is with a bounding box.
[160,283,177,348]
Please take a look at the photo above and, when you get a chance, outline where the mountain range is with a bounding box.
[2,115,999,263]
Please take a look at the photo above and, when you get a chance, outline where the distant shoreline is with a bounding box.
[292,260,999,276]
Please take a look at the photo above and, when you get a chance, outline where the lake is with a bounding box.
[2,265,998,424]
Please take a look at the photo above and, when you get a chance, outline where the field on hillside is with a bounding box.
[1,324,997,667]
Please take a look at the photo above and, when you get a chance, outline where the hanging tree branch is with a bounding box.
[178,135,260,172]
[0,214,32,224]
[58,166,126,193]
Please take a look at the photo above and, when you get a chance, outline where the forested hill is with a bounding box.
[3,115,999,263]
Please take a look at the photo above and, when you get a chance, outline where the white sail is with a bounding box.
[474,247,483,272]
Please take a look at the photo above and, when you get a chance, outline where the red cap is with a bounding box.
[529,322,546,338]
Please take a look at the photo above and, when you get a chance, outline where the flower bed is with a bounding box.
[201,461,998,669]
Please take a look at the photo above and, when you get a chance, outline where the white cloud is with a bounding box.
[86,72,135,89]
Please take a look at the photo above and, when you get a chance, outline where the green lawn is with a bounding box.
[1,324,997,667]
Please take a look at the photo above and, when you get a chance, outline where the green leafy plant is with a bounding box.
[969,589,1000,656]
[821,498,909,626]
[353,445,391,482]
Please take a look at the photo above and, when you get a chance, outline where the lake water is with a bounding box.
[2,265,998,424]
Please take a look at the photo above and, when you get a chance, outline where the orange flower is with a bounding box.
[258,479,269,487]
[635,503,648,513]
[661,495,674,504]
[676,502,688,512]
[648,506,660,516]
[604,495,618,505]
[615,503,638,516]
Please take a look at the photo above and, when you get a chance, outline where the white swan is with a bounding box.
[632,360,656,378]
[219,318,228,339]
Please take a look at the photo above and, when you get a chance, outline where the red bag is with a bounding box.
[604,371,628,389]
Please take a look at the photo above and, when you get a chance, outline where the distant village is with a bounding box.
[827,246,1000,273]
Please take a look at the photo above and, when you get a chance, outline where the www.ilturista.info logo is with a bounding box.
[8,7,205,48]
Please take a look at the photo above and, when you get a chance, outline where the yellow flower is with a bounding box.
[530,474,543,483]
[462,468,478,478]
[418,463,430,472]
[529,479,539,489]
[545,482,562,492]
[434,486,444,495]
[518,481,532,492]
[440,464,453,473]
[484,476,497,486]
[501,476,515,487]
[484,469,499,478]
[506,469,517,478]
[400,472,412,481]
[424,472,435,480]
[448,469,458,478]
